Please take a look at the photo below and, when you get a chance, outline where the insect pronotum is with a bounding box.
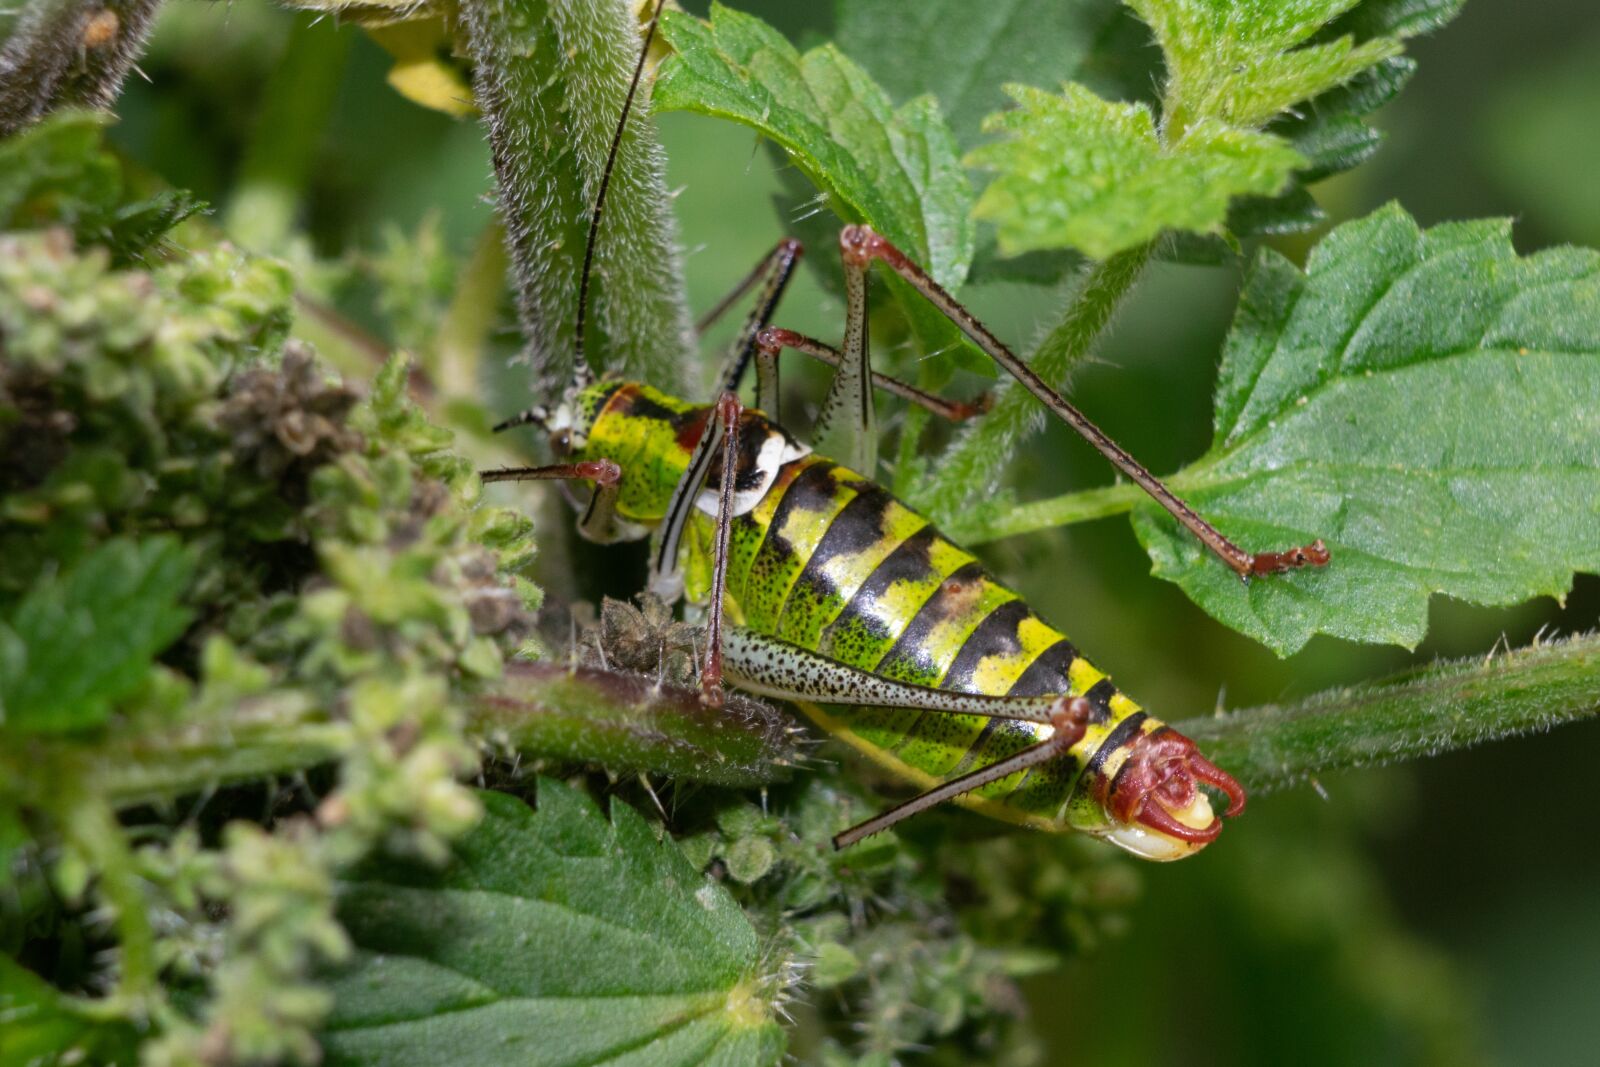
[484,0,1330,861]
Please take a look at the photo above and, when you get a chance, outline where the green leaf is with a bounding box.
[968,82,1303,258]
[0,109,119,224]
[319,784,785,1067]
[1236,18,1455,244]
[1203,0,1461,246]
[1277,57,1413,183]
[0,955,140,1066]
[0,536,196,733]
[833,0,1151,149]
[1327,0,1465,40]
[105,188,209,263]
[954,1,1448,262]
[1216,56,1413,245]
[656,3,974,293]
[833,0,1161,286]
[1128,0,1404,130]
[0,109,207,263]
[1131,204,1600,655]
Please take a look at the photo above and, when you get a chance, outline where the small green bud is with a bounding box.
[724,835,776,884]
[677,831,720,870]
[714,802,765,838]
[810,942,861,988]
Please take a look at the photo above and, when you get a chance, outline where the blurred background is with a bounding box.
[98,1,1600,1062]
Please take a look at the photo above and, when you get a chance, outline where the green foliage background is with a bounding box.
[4,0,1600,1064]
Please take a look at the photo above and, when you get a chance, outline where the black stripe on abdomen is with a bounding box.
[1082,677,1117,724]
[872,561,987,683]
[939,600,1032,694]
[782,482,899,607]
[818,525,940,668]
[1085,712,1149,778]
[742,459,843,621]
[1007,637,1081,698]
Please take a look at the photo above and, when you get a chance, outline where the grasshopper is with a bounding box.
[486,0,1329,860]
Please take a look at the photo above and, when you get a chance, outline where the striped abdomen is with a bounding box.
[702,452,1147,830]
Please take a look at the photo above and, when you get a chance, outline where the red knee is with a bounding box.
[574,459,621,487]
[715,391,743,426]
[1249,539,1331,577]
[755,327,802,356]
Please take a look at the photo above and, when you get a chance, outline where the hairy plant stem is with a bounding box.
[55,632,1599,827]
[477,662,798,786]
[913,243,1153,524]
[47,668,795,813]
[1176,632,1600,793]
[0,0,164,136]
[96,723,351,810]
[460,0,694,399]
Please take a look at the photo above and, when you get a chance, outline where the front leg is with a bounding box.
[480,459,630,542]
[697,393,742,707]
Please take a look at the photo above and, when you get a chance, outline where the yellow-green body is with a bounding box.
[572,379,1171,833]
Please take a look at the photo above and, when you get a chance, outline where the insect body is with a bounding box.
[543,377,1251,860]
[485,0,1328,861]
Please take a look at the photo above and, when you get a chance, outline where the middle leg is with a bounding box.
[754,327,991,425]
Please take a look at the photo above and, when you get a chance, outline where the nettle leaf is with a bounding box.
[655,3,974,293]
[319,784,785,1067]
[1129,0,1403,130]
[0,110,119,221]
[1329,0,1465,40]
[1132,205,1600,655]
[0,110,208,264]
[968,83,1303,259]
[1226,0,1464,241]
[1273,56,1412,184]
[835,0,1161,286]
[0,536,196,733]
[833,0,1152,148]
[1211,55,1413,248]
[963,1,1439,261]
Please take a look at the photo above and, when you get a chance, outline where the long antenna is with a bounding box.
[571,0,668,386]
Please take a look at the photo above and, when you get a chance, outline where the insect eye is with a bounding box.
[554,429,572,451]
